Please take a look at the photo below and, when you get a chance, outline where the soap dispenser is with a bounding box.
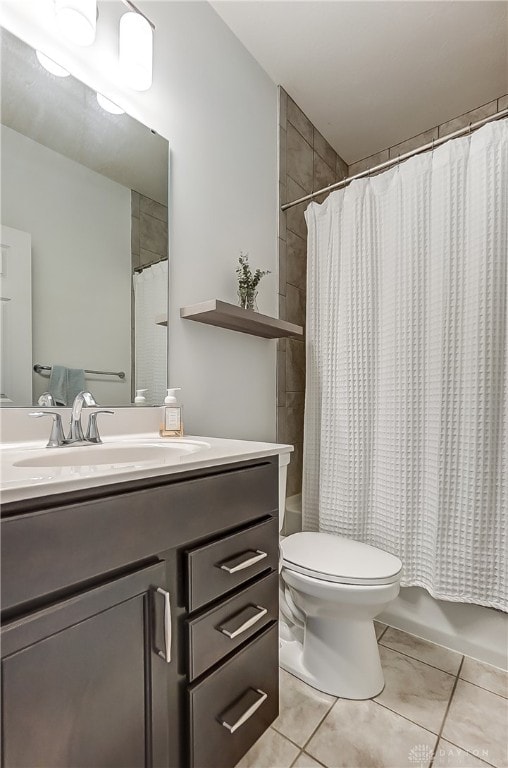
[134,389,148,406]
[160,388,183,437]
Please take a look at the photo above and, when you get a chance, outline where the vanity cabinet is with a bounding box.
[1,456,280,768]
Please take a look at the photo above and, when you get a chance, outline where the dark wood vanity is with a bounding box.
[1,455,280,768]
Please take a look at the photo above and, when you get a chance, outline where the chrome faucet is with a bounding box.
[30,391,115,448]
[67,391,98,443]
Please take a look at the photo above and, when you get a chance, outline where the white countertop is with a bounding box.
[0,433,293,504]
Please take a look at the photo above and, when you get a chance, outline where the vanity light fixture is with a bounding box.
[54,0,97,47]
[35,50,71,77]
[96,93,125,115]
[119,9,153,91]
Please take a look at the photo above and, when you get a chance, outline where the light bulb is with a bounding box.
[119,12,153,91]
[96,93,125,115]
[35,50,70,77]
[55,0,97,47]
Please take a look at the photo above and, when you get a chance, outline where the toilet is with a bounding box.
[278,452,402,700]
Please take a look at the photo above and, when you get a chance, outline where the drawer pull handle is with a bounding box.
[220,550,268,574]
[155,587,172,663]
[219,605,268,639]
[220,688,268,734]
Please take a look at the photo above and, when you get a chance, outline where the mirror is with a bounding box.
[0,28,169,408]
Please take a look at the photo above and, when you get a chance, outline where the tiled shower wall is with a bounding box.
[348,94,508,175]
[277,86,348,497]
[277,89,507,499]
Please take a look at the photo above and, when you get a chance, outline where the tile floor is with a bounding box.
[236,624,508,768]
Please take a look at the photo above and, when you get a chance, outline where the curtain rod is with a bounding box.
[281,107,508,212]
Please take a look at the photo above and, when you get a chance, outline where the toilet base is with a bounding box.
[279,618,385,700]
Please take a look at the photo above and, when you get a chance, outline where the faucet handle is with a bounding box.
[29,411,65,448]
[86,410,114,444]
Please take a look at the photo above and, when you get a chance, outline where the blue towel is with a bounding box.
[48,365,86,406]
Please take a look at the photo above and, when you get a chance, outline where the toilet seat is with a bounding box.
[280,531,402,586]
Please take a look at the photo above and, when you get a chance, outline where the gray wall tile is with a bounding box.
[389,127,438,159]
[314,128,337,170]
[131,190,140,218]
[287,339,305,392]
[279,126,287,183]
[286,391,305,444]
[313,152,336,191]
[287,442,303,496]
[286,178,308,241]
[279,209,287,241]
[287,230,306,291]
[139,213,168,259]
[287,96,313,145]
[349,149,390,176]
[438,100,497,138]
[279,238,287,295]
[286,284,306,328]
[498,94,508,111]
[277,406,288,444]
[287,123,314,193]
[279,293,286,321]
[336,154,348,181]
[277,351,286,407]
[279,86,288,128]
[131,213,139,258]
[139,195,168,223]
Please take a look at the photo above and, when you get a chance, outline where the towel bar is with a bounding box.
[33,364,126,380]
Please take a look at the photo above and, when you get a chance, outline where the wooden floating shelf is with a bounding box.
[155,314,168,327]
[180,299,303,339]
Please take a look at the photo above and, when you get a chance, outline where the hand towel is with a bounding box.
[48,365,86,406]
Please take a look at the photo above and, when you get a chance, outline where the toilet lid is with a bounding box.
[280,532,402,585]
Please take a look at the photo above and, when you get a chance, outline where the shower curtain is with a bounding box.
[303,119,507,610]
[133,260,168,406]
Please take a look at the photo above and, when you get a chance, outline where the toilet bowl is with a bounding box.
[277,454,402,699]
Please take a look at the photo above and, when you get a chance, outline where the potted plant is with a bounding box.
[236,252,271,311]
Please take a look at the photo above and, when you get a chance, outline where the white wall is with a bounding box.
[0,0,278,441]
[1,126,132,405]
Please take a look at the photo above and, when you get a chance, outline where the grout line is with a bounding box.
[271,726,303,751]
[428,656,465,768]
[301,696,338,752]
[373,698,442,737]
[457,675,508,700]
[435,735,499,768]
[289,750,303,767]
[301,751,328,768]
[377,624,389,641]
[378,643,459,677]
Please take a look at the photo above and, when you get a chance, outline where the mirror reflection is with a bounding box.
[0,28,169,408]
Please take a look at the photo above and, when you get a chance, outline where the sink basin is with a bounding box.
[13,441,210,468]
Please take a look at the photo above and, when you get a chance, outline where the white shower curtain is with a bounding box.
[133,260,168,406]
[303,120,507,610]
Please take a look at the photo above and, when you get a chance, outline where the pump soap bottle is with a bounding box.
[134,389,148,406]
[160,388,184,437]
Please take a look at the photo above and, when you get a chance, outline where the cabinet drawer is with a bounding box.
[187,570,279,681]
[189,623,278,768]
[186,517,279,611]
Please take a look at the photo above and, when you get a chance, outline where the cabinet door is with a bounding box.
[1,562,171,768]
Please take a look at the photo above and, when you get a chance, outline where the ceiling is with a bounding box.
[211,1,508,164]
